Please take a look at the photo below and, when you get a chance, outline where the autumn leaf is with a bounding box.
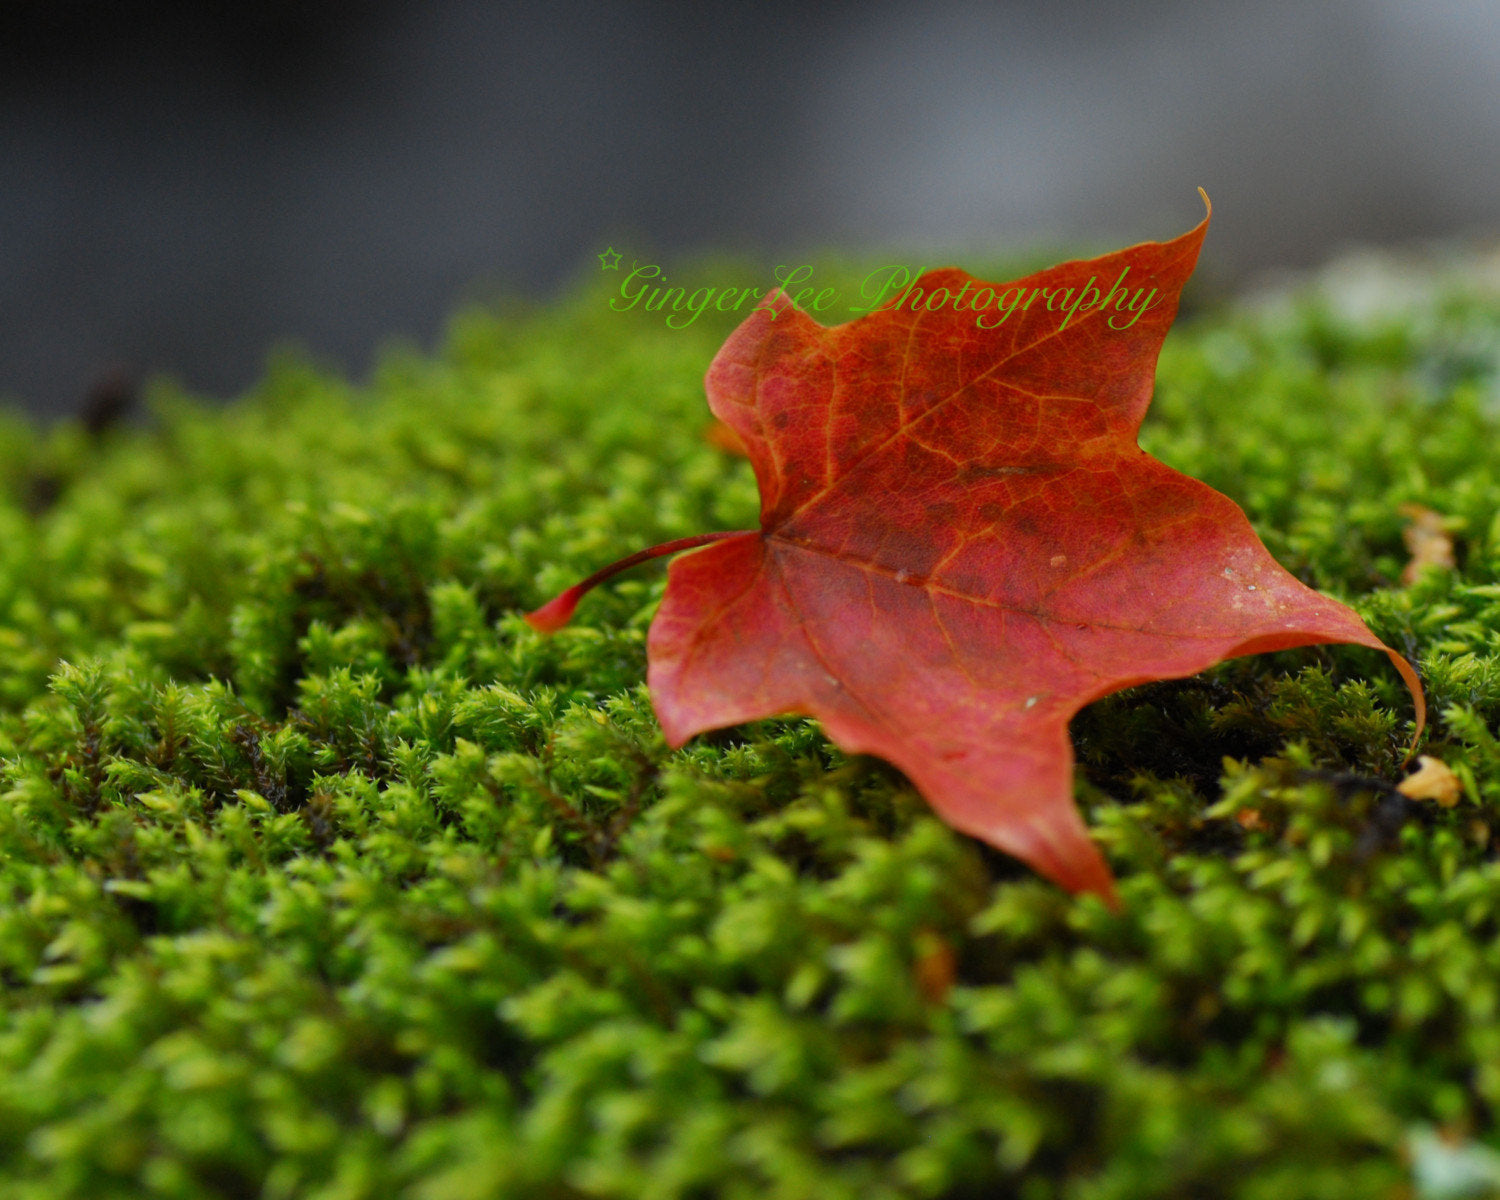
[1399,503,1457,584]
[1398,756,1462,807]
[529,194,1424,906]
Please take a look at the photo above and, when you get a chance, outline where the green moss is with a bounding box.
[1,255,1499,1198]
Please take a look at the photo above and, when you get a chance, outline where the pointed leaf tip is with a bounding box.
[1385,648,1427,759]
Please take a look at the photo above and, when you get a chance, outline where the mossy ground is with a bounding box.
[1,252,1499,1199]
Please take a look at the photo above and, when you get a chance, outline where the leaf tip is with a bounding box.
[1384,647,1427,763]
[1062,857,1122,912]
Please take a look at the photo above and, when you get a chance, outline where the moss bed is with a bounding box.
[1,251,1499,1199]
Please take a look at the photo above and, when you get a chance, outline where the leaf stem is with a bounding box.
[525,530,757,632]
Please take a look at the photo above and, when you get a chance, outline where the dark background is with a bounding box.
[3,1,1498,419]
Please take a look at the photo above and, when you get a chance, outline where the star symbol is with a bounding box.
[598,246,622,271]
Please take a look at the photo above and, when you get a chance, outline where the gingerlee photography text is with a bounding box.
[597,250,1163,333]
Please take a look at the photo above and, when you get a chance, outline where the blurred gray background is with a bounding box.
[3,0,1498,418]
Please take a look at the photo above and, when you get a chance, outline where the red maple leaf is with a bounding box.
[529,196,1424,906]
